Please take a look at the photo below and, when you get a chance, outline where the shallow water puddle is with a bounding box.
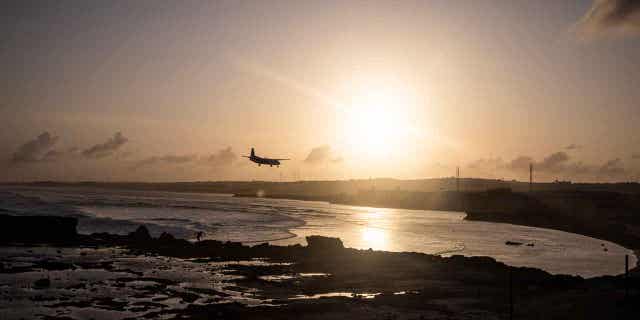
[290,292,381,300]
[0,247,292,320]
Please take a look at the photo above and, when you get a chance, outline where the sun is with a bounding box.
[340,82,415,159]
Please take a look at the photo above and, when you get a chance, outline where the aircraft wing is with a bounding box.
[273,158,290,161]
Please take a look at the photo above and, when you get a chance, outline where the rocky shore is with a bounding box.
[1,214,639,319]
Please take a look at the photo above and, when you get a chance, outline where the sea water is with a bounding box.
[0,186,635,277]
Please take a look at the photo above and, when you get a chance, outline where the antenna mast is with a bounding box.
[529,163,533,192]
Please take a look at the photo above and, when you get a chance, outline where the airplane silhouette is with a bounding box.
[243,148,289,167]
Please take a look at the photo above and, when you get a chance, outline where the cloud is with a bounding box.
[576,0,640,37]
[132,154,197,170]
[115,150,134,160]
[468,151,630,181]
[565,144,582,150]
[505,151,571,174]
[82,132,128,158]
[468,157,505,170]
[204,147,237,166]
[304,145,334,165]
[131,147,236,169]
[537,152,570,172]
[563,161,593,175]
[506,156,533,171]
[10,132,59,163]
[597,158,627,177]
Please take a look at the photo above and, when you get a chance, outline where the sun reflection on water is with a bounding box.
[363,210,385,219]
[361,227,387,250]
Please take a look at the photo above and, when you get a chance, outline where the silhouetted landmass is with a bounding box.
[0,214,78,243]
[5,177,640,195]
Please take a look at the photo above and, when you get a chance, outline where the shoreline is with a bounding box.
[3,184,638,271]
[4,183,639,252]
[234,192,640,269]
[1,216,639,319]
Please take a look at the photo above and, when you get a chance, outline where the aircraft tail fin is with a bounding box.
[250,148,255,157]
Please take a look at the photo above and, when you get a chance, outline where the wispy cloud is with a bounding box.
[130,147,237,170]
[204,147,237,166]
[468,151,630,180]
[304,145,342,166]
[576,0,640,38]
[82,132,128,158]
[131,154,197,170]
[468,157,506,171]
[536,152,571,172]
[42,147,80,162]
[565,144,582,150]
[598,158,627,177]
[10,132,59,164]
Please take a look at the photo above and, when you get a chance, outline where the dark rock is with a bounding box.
[131,301,167,309]
[34,278,51,289]
[158,232,176,242]
[66,283,86,290]
[185,287,229,297]
[47,300,93,308]
[252,242,270,250]
[166,289,199,303]
[0,214,78,244]
[306,236,344,251]
[39,260,75,271]
[93,297,129,310]
[128,225,152,242]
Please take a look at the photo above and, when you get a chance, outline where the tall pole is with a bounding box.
[509,268,514,320]
[529,163,533,193]
[625,254,629,300]
[456,166,460,193]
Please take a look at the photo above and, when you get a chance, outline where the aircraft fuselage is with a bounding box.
[248,155,281,166]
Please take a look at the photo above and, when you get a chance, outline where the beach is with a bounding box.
[1,185,639,319]
[0,216,638,320]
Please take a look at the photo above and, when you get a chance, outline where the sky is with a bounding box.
[2,0,640,182]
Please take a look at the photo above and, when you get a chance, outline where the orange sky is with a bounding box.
[2,0,640,182]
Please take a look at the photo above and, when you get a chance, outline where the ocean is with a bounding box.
[0,186,634,277]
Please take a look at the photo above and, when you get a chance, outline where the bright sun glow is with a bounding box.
[341,81,415,158]
[361,227,387,249]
